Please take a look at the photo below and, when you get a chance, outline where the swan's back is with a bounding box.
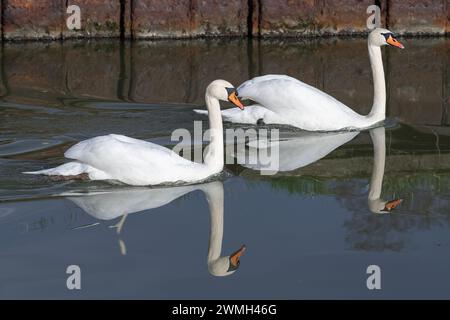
[64,134,206,185]
[65,134,172,162]
[237,75,365,131]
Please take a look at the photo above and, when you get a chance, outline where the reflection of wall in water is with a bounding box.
[0,38,449,126]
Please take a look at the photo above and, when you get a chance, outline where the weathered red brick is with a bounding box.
[1,0,449,40]
[123,0,133,38]
[131,0,191,38]
[249,0,260,36]
[259,0,385,36]
[63,0,122,38]
[388,0,447,35]
[131,0,247,38]
[316,0,381,34]
[3,0,64,40]
[0,1,2,35]
[191,0,248,36]
[379,0,389,29]
[447,0,450,34]
[259,0,317,36]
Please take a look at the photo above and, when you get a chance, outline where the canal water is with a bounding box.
[0,37,449,299]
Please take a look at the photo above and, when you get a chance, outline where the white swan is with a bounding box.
[24,80,244,186]
[368,126,403,214]
[196,28,404,131]
[67,181,245,276]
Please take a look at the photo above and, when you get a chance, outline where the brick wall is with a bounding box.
[0,1,449,40]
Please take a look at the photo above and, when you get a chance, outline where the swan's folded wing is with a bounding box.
[236,74,360,130]
[238,74,342,110]
[64,134,194,183]
[237,74,298,99]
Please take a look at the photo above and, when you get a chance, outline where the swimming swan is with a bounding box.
[24,80,244,186]
[196,28,404,131]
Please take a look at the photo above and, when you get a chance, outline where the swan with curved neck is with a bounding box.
[196,28,404,131]
[24,80,244,186]
[67,181,245,276]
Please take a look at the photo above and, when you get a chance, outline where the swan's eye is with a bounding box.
[381,32,393,40]
[226,87,235,96]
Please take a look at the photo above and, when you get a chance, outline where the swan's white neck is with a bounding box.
[204,94,224,172]
[367,44,386,122]
[368,127,385,201]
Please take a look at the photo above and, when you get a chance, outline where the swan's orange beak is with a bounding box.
[383,199,403,212]
[228,91,244,110]
[230,245,246,267]
[387,35,404,49]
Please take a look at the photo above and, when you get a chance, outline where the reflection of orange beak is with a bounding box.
[230,245,246,267]
[387,36,405,49]
[228,91,244,110]
[384,199,403,211]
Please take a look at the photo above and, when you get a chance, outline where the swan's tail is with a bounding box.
[23,161,89,176]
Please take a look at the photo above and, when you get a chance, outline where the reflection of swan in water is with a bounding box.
[232,127,402,213]
[232,130,360,172]
[66,181,245,277]
[368,127,403,214]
